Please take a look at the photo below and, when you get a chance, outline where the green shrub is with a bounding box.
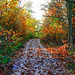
[25,33,35,40]
[0,55,11,64]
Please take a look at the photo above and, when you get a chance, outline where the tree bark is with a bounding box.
[68,0,73,50]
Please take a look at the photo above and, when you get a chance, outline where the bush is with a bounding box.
[0,29,25,65]
[25,33,35,40]
[0,55,11,64]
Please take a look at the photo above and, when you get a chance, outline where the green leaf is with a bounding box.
[70,70,73,72]
[3,58,7,64]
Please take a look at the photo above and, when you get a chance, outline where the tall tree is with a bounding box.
[41,0,68,43]
[65,0,74,50]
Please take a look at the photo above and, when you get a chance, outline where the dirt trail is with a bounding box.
[8,39,72,75]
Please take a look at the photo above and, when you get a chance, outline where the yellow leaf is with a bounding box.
[13,31,15,34]
[73,8,75,11]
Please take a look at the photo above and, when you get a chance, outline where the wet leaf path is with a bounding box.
[8,39,72,75]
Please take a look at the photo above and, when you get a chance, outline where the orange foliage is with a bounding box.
[47,44,69,56]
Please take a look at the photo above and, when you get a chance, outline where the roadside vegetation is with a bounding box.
[0,0,75,74]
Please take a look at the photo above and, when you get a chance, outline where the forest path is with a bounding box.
[10,39,71,75]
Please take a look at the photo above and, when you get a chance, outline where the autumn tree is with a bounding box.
[0,0,21,31]
[65,0,75,50]
[0,0,38,38]
[40,0,68,44]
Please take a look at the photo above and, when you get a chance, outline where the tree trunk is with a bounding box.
[68,0,73,50]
